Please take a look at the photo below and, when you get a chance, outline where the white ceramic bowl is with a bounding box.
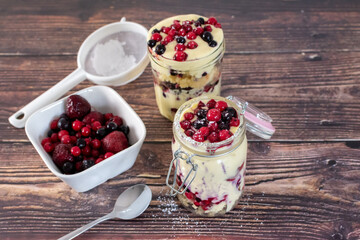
[25,86,146,192]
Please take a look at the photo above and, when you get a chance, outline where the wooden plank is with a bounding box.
[0,141,359,239]
[1,52,360,141]
[1,1,360,54]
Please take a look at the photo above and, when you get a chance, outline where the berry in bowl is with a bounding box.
[166,96,275,216]
[26,86,146,192]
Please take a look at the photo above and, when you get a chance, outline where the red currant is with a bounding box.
[215,23,222,28]
[104,113,114,121]
[72,119,82,131]
[91,139,101,149]
[71,146,81,157]
[208,121,219,132]
[58,130,69,139]
[91,149,100,158]
[95,158,104,164]
[104,152,114,159]
[61,135,71,144]
[51,133,58,143]
[82,145,91,156]
[43,142,54,153]
[91,121,102,131]
[41,137,51,146]
[81,127,91,137]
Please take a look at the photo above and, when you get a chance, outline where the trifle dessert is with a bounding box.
[147,14,225,121]
[169,96,247,216]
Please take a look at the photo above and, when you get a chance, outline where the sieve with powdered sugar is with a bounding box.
[9,17,149,128]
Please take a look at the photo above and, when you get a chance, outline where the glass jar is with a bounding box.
[147,14,225,121]
[166,96,275,216]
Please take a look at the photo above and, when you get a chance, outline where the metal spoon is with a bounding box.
[58,184,152,240]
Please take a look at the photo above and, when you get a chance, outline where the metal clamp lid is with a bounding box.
[227,96,275,139]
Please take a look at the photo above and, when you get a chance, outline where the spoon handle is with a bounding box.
[58,212,115,240]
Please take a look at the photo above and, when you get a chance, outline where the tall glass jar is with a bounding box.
[166,96,275,216]
[147,14,225,121]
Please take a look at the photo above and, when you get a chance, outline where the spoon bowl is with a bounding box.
[58,184,152,240]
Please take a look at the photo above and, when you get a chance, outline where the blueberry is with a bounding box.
[75,155,83,162]
[152,28,160,34]
[76,138,86,148]
[221,107,237,122]
[176,37,186,44]
[208,40,217,47]
[60,113,69,120]
[196,109,208,119]
[193,119,207,129]
[96,127,107,139]
[106,121,118,132]
[202,72,207,77]
[155,44,166,55]
[147,39,156,48]
[218,121,230,130]
[62,162,74,174]
[47,129,55,137]
[57,117,70,130]
[82,159,94,170]
[197,17,205,24]
[119,125,130,136]
[170,69,178,76]
[201,31,213,43]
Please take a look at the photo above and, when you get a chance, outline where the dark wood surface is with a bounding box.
[1,1,360,239]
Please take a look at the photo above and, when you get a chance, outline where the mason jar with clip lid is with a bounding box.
[166,95,275,216]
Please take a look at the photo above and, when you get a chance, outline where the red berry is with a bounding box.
[173,51,187,61]
[178,28,186,36]
[41,137,52,146]
[51,133,58,143]
[61,135,71,144]
[186,32,197,40]
[151,33,162,42]
[208,121,218,132]
[183,24,192,32]
[192,132,205,142]
[163,35,174,44]
[198,127,210,137]
[72,119,83,131]
[171,22,181,30]
[82,145,91,156]
[185,191,194,200]
[70,136,77,144]
[75,132,82,138]
[168,29,178,37]
[184,112,194,120]
[91,149,100,158]
[161,26,171,34]
[208,132,219,143]
[185,129,195,137]
[95,158,104,164]
[81,127,91,137]
[75,161,82,172]
[175,43,186,51]
[84,138,91,145]
[43,142,54,153]
[58,130,69,139]
[207,17,217,25]
[198,101,205,108]
[215,101,228,111]
[230,117,240,127]
[71,146,81,156]
[180,120,191,130]
[91,139,101,149]
[215,23,222,28]
[204,25,212,32]
[206,99,216,108]
[187,41,198,49]
[104,113,113,121]
[219,130,232,141]
[104,152,114,159]
[50,119,58,130]
[193,27,204,35]
[110,116,123,127]
[207,108,221,121]
[91,121,102,131]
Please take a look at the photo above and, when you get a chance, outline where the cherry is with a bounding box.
[215,101,228,111]
[194,27,204,35]
[198,101,205,108]
[151,33,162,42]
[71,146,81,157]
[187,41,198,49]
[186,32,197,40]
[219,129,232,141]
[175,43,186,51]
[173,51,187,61]
[207,17,217,25]
[104,152,114,159]
[171,22,181,30]
[81,126,91,137]
[72,120,82,131]
[184,112,194,120]
[207,108,221,121]
[180,120,191,130]
[43,142,54,153]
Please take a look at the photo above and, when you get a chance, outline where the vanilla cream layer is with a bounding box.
[172,134,247,214]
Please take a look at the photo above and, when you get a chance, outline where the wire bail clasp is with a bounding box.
[166,148,198,196]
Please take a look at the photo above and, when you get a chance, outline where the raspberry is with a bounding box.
[178,28,186,36]
[184,112,194,120]
[180,120,191,130]
[230,118,240,127]
[219,130,232,141]
[206,108,221,121]
[215,101,228,111]
[192,132,205,142]
[161,26,171,34]
[208,121,218,132]
[208,132,219,143]
[198,127,210,137]
[206,99,216,108]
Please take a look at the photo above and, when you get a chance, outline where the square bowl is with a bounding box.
[25,86,146,192]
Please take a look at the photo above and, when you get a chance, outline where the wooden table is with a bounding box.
[1,1,360,239]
